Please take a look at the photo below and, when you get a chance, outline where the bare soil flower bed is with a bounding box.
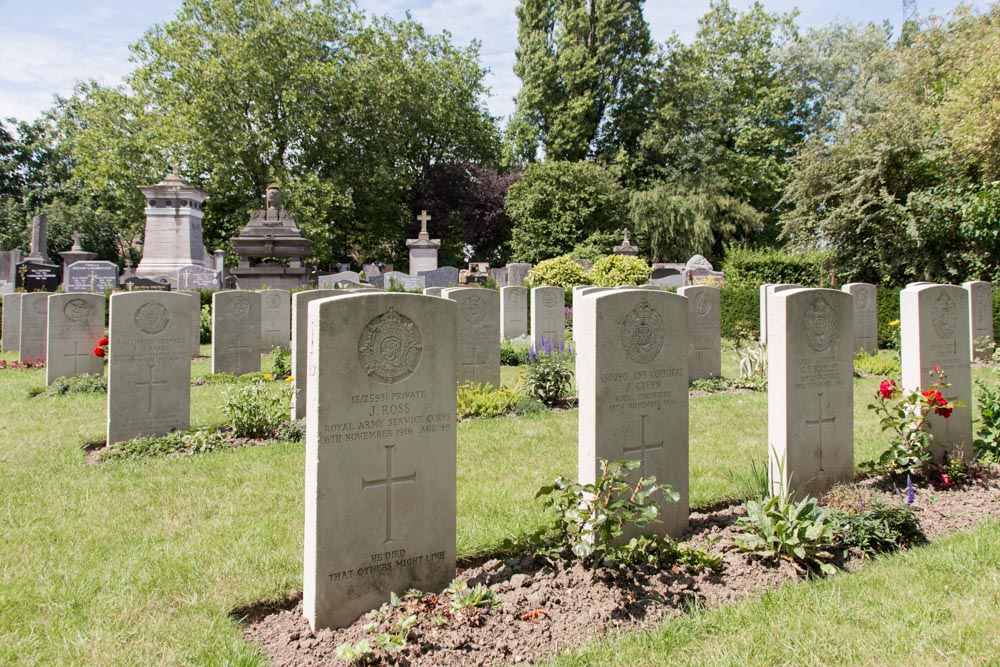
[242,469,1000,666]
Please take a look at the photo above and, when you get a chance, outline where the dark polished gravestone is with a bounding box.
[15,261,61,292]
[123,276,172,291]
[65,261,119,293]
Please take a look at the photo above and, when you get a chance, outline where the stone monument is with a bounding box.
[406,210,441,276]
[230,184,312,289]
[58,231,97,274]
[25,213,51,262]
[135,167,211,286]
[613,228,639,257]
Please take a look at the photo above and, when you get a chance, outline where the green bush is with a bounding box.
[500,339,531,366]
[222,379,291,438]
[524,255,590,302]
[570,230,621,264]
[876,287,901,350]
[721,245,831,289]
[46,373,107,396]
[524,351,575,406]
[719,286,759,339]
[974,379,1000,463]
[277,418,305,443]
[101,427,227,462]
[834,501,926,556]
[269,347,291,379]
[588,254,651,287]
[853,351,901,377]
[456,383,520,419]
[200,305,212,344]
[736,491,838,574]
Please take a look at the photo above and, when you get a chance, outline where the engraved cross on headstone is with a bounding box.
[226,335,250,368]
[462,346,486,384]
[694,331,712,370]
[64,341,91,374]
[362,444,416,544]
[136,365,167,414]
[805,393,836,473]
[622,414,664,479]
[263,320,282,349]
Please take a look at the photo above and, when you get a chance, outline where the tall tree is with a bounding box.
[508,0,658,163]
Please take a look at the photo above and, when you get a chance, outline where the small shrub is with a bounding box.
[200,305,211,344]
[588,254,651,287]
[833,500,926,557]
[448,580,501,611]
[500,339,530,366]
[719,287,759,340]
[277,418,305,443]
[46,373,107,396]
[524,255,589,304]
[735,491,838,574]
[524,343,575,406]
[222,379,291,438]
[101,427,227,461]
[974,379,1000,463]
[269,346,292,379]
[457,383,520,419]
[853,351,901,377]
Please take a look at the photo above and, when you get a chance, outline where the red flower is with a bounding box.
[98,337,109,347]
[93,347,105,358]
[935,405,953,419]
[923,389,943,405]
[879,379,897,399]
[941,474,952,487]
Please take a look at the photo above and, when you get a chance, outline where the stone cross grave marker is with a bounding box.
[500,286,528,340]
[19,292,50,360]
[303,292,457,631]
[46,293,105,385]
[442,287,501,387]
[259,289,291,352]
[530,286,565,349]
[106,292,191,445]
[842,282,878,356]
[291,289,341,420]
[901,284,973,460]
[768,288,854,497]
[2,293,22,354]
[212,290,261,375]
[963,281,993,361]
[576,290,689,538]
[678,285,721,380]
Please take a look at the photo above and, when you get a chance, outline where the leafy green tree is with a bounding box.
[508,0,658,162]
[506,160,627,263]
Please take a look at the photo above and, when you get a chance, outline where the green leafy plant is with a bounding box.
[588,254,651,287]
[199,304,211,345]
[101,428,227,462]
[269,346,291,379]
[853,351,901,377]
[335,639,374,664]
[222,378,292,438]
[524,341,575,406]
[447,580,501,611]
[457,382,520,419]
[500,339,531,366]
[723,460,770,502]
[833,500,926,557]
[974,379,1000,463]
[523,255,589,301]
[604,534,723,572]
[729,324,767,381]
[46,373,107,396]
[277,418,305,443]
[735,491,839,574]
[529,459,680,567]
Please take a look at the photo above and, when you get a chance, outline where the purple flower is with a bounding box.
[906,475,915,505]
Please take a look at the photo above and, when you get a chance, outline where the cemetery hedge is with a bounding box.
[877,287,902,350]
[720,246,830,289]
[719,287,758,339]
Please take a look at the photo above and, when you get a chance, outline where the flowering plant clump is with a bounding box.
[0,358,46,370]
[865,366,962,478]
[93,337,109,359]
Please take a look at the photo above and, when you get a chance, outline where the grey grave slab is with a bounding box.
[303,292,457,631]
[419,266,460,288]
[677,285,721,380]
[530,286,565,348]
[2,293,22,354]
[19,292,50,360]
[177,264,220,290]
[291,289,341,420]
[318,271,362,288]
[442,288,501,387]
[506,263,532,287]
[212,291,262,375]
[260,289,292,351]
[46,293,106,385]
[768,288,854,497]
[901,284,973,461]
[963,281,993,361]
[500,286,528,340]
[576,290,689,538]
[65,261,119,293]
[381,271,425,291]
[106,292,191,445]
[842,283,878,356]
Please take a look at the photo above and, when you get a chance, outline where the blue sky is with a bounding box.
[0,0,989,124]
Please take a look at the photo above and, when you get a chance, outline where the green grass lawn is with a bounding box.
[0,348,995,664]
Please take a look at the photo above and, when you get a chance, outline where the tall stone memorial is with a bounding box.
[576,290,689,538]
[842,282,878,356]
[46,294,105,385]
[19,293,50,360]
[291,289,341,420]
[442,288,501,387]
[405,210,441,276]
[677,285,721,380]
[260,289,291,351]
[212,291,261,375]
[530,286,565,348]
[106,292,191,445]
[963,280,993,361]
[135,168,211,285]
[768,288,854,497]
[500,286,527,340]
[2,293,21,353]
[901,284,973,459]
[304,292,457,630]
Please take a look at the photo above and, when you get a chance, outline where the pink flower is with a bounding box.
[879,379,897,400]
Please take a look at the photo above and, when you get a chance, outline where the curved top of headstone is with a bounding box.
[685,254,713,271]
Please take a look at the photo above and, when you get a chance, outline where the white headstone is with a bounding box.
[291,289,341,420]
[212,291,261,375]
[901,284,973,460]
[760,284,800,345]
[677,285,721,380]
[768,288,854,497]
[423,287,443,297]
[963,280,993,361]
[842,282,878,356]
[260,289,291,352]
[576,290,689,538]
[500,286,528,340]
[318,271,362,288]
[442,288,501,387]
[304,292,457,630]
[573,286,613,301]
[530,286,565,348]
[18,292,50,360]
[106,292,191,445]
[45,293,105,385]
[2,293,22,353]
